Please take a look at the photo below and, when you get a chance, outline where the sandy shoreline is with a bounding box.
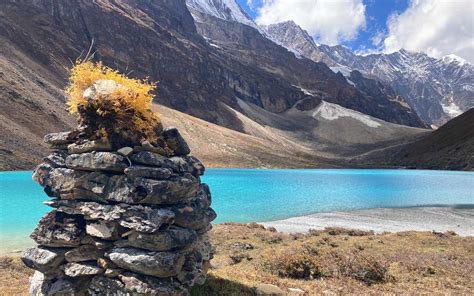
[261,207,474,236]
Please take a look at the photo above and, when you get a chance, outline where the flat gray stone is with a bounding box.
[131,174,199,205]
[21,247,67,274]
[67,138,112,154]
[44,151,69,168]
[66,152,128,172]
[29,271,90,295]
[119,272,188,295]
[130,151,178,170]
[256,283,286,296]
[86,220,119,240]
[172,202,216,231]
[106,247,185,278]
[32,164,86,198]
[65,245,104,262]
[88,276,128,295]
[169,156,205,177]
[124,166,172,180]
[44,131,76,145]
[48,200,175,233]
[127,226,198,251]
[117,147,134,156]
[64,262,104,277]
[30,211,85,247]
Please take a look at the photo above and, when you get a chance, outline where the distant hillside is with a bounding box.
[357,109,474,170]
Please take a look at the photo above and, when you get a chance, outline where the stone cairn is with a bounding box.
[22,117,216,294]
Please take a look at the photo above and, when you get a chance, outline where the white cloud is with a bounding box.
[371,30,385,47]
[255,0,366,45]
[383,0,474,63]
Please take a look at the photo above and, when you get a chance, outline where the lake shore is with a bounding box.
[261,206,474,236]
[2,206,473,255]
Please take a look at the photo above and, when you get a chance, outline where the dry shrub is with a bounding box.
[325,227,374,236]
[66,61,162,147]
[265,247,389,285]
[266,251,325,280]
[332,251,389,285]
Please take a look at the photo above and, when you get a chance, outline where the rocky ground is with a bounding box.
[2,224,473,295]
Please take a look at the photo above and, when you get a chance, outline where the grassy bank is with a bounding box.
[1,224,473,295]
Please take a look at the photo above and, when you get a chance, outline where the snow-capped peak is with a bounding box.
[186,0,260,30]
[441,54,469,66]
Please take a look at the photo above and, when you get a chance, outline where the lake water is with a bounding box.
[1,169,473,253]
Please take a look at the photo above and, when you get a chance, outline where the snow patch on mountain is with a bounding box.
[442,54,469,66]
[292,85,313,96]
[186,0,260,30]
[441,101,463,117]
[314,101,381,128]
[330,66,356,87]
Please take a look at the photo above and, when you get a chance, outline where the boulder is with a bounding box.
[130,151,178,170]
[124,166,172,180]
[162,127,190,156]
[106,247,185,278]
[21,247,67,274]
[64,262,104,277]
[127,226,198,251]
[30,211,85,247]
[66,152,128,172]
[255,283,286,296]
[65,245,104,262]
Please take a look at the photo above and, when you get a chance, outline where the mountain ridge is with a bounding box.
[265,21,474,126]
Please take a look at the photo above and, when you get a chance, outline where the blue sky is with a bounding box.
[237,0,410,53]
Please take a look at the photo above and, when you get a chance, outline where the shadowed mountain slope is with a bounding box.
[356,109,474,170]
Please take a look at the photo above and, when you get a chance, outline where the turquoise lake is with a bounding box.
[1,169,473,253]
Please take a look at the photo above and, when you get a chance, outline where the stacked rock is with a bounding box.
[22,126,216,295]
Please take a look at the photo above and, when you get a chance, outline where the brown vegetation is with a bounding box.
[1,224,473,295]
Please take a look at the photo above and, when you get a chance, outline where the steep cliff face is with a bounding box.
[1,0,301,130]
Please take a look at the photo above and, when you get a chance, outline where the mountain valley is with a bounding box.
[0,0,472,170]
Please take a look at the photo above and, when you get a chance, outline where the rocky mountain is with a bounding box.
[186,0,425,128]
[265,21,474,126]
[0,0,439,170]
